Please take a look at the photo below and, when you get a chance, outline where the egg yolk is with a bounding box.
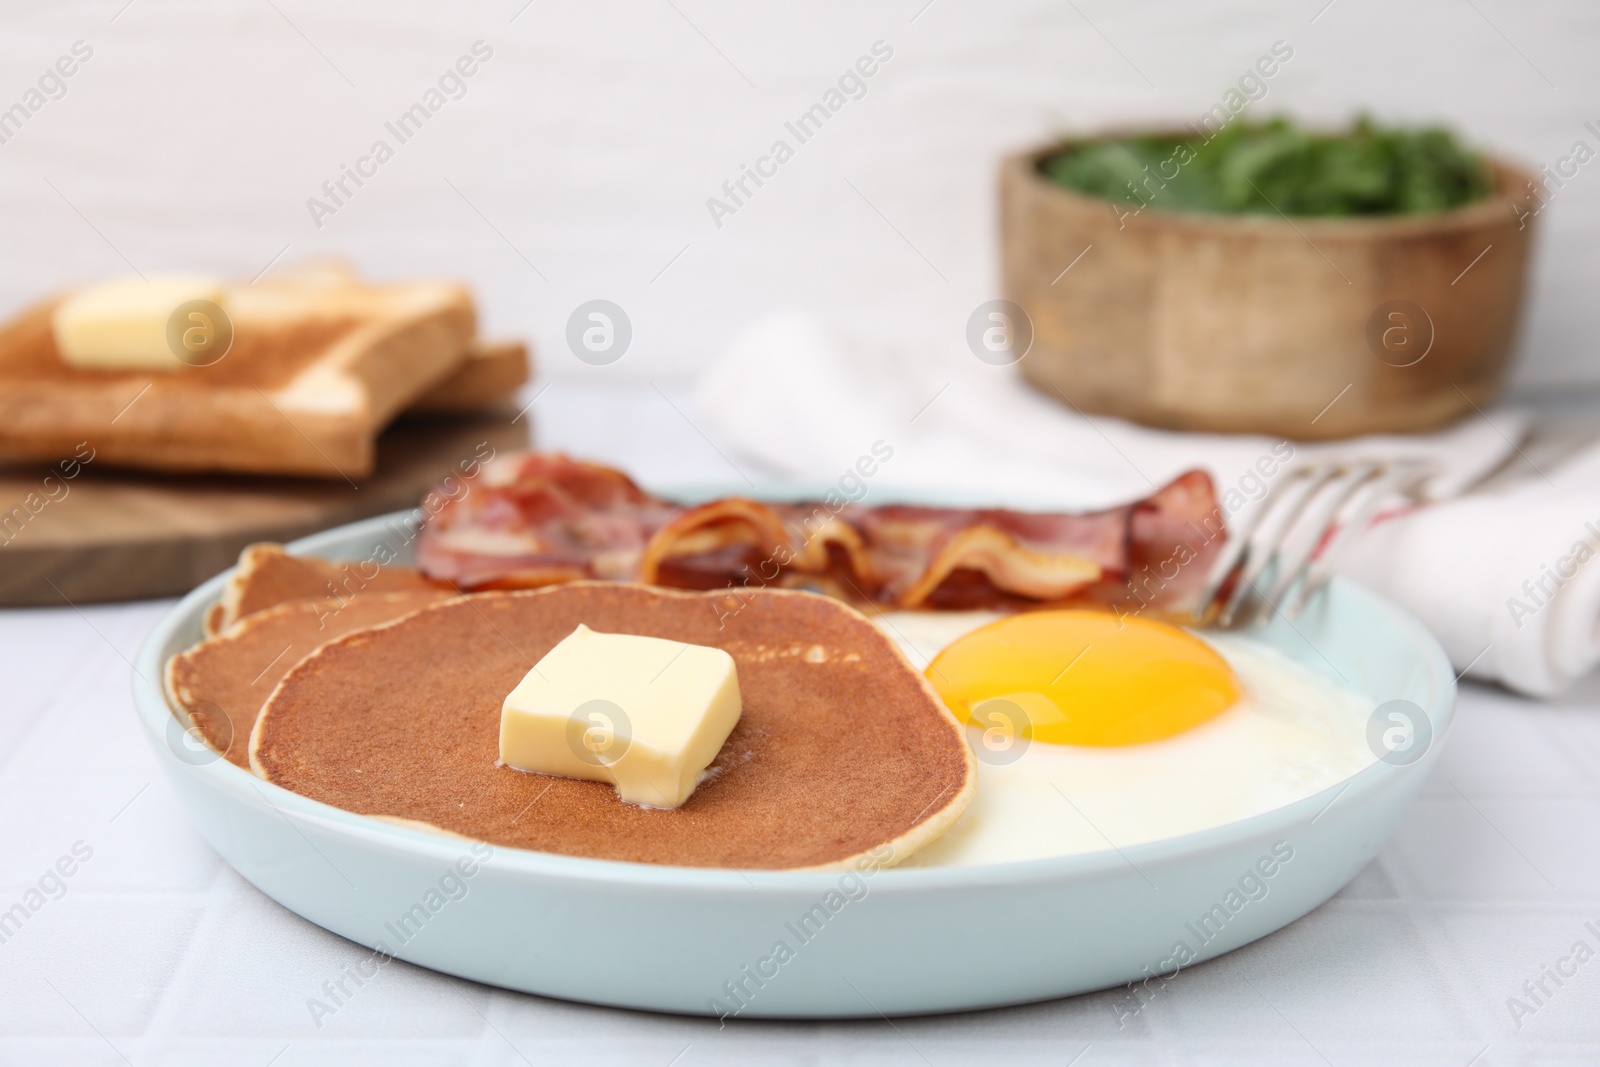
[925,610,1239,747]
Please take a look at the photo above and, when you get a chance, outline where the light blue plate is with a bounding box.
[132,509,1455,1018]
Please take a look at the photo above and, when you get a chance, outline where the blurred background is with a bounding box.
[3,0,1596,389]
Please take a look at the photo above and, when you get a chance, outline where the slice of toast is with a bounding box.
[0,274,474,478]
[249,262,524,415]
[408,338,529,413]
[267,260,529,415]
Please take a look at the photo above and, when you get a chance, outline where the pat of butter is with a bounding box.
[53,275,226,370]
[499,625,742,808]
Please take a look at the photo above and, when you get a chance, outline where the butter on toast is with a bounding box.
[0,275,474,478]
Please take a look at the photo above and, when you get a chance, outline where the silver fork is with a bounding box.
[1196,458,1434,629]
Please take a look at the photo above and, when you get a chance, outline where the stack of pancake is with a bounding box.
[168,544,976,870]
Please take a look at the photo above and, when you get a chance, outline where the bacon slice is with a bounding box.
[637,498,792,588]
[417,451,1224,615]
[416,453,681,589]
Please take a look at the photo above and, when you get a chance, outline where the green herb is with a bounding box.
[1040,117,1493,217]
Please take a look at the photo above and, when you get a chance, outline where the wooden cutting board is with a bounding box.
[0,410,528,606]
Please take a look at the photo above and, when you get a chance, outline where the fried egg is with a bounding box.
[874,610,1376,868]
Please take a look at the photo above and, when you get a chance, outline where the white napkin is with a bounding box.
[1338,447,1600,697]
[693,312,1600,698]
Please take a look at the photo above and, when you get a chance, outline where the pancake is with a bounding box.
[250,583,976,870]
[169,589,456,767]
[206,542,444,635]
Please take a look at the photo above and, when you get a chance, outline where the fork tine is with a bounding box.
[1195,467,1310,616]
[1286,459,1430,619]
[1254,461,1386,619]
[1215,466,1343,627]
[1205,457,1437,629]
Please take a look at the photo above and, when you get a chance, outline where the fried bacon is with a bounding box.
[416,452,1225,615]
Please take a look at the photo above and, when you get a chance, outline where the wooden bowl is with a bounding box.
[999,140,1537,438]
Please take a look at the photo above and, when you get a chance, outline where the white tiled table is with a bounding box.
[2,381,1597,1065]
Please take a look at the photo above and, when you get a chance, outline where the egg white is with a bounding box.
[872,611,1376,868]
